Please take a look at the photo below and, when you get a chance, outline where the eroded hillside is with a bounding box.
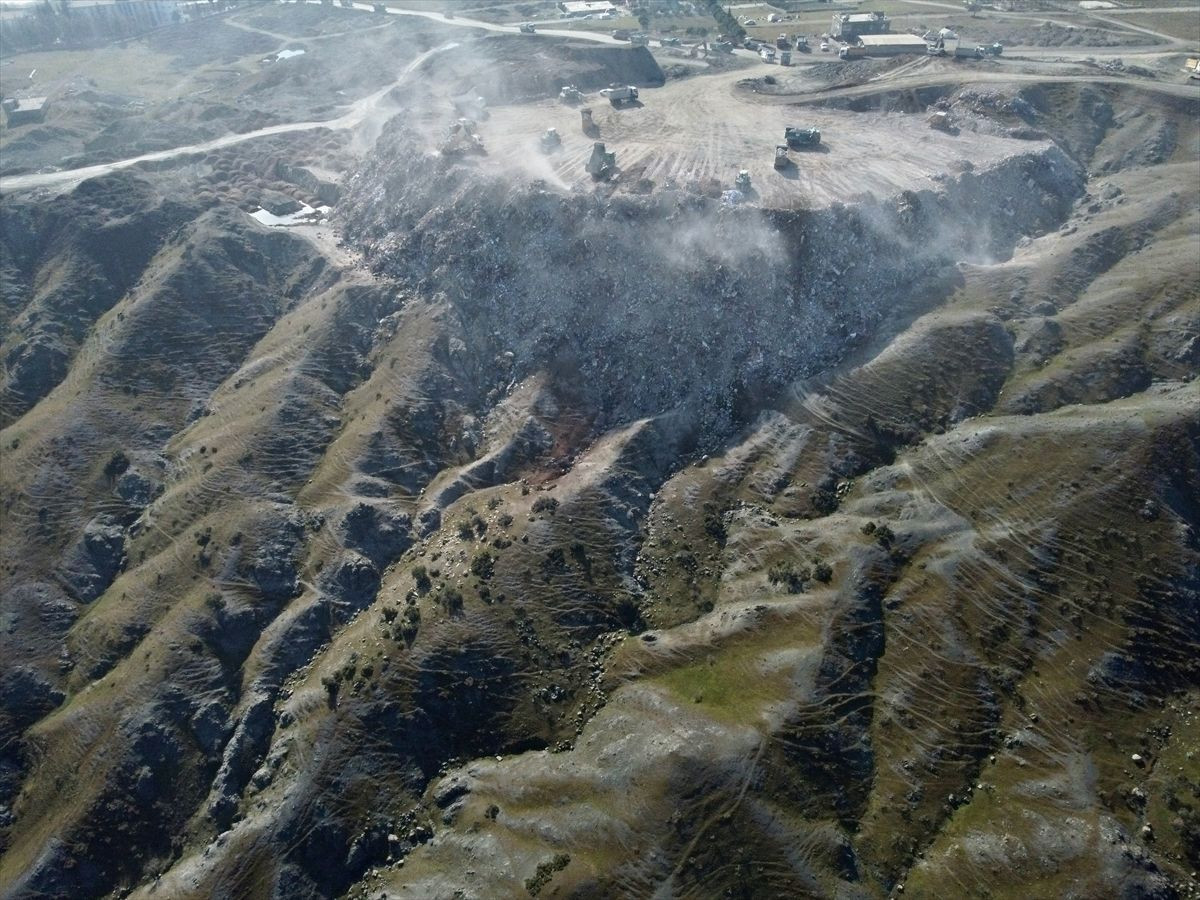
[1,4,1198,899]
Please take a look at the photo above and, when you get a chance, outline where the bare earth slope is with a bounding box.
[1,6,1198,899]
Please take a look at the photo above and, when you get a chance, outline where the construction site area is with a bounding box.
[1,1,1198,899]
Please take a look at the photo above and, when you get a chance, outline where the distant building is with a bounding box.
[855,34,928,56]
[1,96,49,127]
[830,12,891,40]
[558,0,619,16]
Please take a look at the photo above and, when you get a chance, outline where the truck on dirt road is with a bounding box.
[839,45,867,59]
[785,125,821,149]
[600,84,639,107]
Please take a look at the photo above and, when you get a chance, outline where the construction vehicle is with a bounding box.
[540,127,561,152]
[785,125,821,149]
[774,145,790,169]
[660,36,682,48]
[586,142,616,179]
[559,85,583,104]
[440,118,485,156]
[986,42,1004,56]
[795,36,809,51]
[630,33,649,46]
[713,40,734,53]
[776,34,790,49]
[759,46,776,63]
[779,49,792,65]
[611,28,631,40]
[580,107,597,135]
[735,169,752,191]
[519,23,536,34]
[600,84,639,107]
[928,110,954,132]
[839,44,867,59]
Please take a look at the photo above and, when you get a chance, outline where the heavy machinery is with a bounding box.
[759,46,776,63]
[735,169,752,191]
[774,145,790,169]
[519,23,536,34]
[559,85,583,104]
[440,118,485,156]
[600,84,639,107]
[540,127,561,152]
[928,110,954,132]
[987,41,1004,56]
[580,107,597,135]
[795,35,809,51]
[660,36,682,48]
[630,33,649,46]
[586,142,616,179]
[776,33,790,49]
[839,44,866,59]
[784,125,821,149]
[779,49,792,65]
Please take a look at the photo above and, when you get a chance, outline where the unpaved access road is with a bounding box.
[3,0,1196,198]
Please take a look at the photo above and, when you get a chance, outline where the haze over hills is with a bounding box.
[0,2,1198,898]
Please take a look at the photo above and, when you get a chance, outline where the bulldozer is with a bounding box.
[785,125,821,149]
[540,127,561,153]
[586,142,616,179]
[559,85,583,104]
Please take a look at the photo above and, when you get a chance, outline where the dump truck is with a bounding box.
[519,23,536,34]
[785,125,821,149]
[540,127,561,152]
[779,49,792,65]
[559,85,583,104]
[774,145,790,169]
[839,44,867,59]
[795,36,809,51]
[776,34,790,49]
[580,107,597,135]
[600,84,639,107]
[760,47,776,62]
[587,142,616,179]
[440,119,485,156]
[928,110,954,132]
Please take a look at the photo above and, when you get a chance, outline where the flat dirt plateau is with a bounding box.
[1,2,1198,898]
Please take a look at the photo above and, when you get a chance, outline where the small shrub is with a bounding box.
[531,496,559,515]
